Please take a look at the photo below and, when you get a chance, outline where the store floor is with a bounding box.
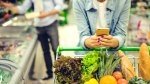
[26,24,79,84]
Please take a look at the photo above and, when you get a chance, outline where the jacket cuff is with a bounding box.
[81,36,90,49]
[113,35,125,50]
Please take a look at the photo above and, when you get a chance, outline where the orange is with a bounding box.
[100,75,117,84]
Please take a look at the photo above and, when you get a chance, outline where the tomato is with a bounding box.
[113,71,123,80]
[117,79,128,84]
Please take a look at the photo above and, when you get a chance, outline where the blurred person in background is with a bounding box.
[0,0,64,80]
[136,0,149,17]
[128,0,150,45]
[73,0,130,50]
[131,0,148,8]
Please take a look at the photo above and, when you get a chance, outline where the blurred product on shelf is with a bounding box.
[0,40,28,63]
[2,16,33,26]
[59,0,69,26]
[127,0,150,46]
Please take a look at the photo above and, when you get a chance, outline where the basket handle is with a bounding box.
[56,46,150,55]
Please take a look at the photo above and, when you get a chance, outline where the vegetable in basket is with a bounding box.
[113,71,123,80]
[81,51,99,82]
[98,51,121,79]
[128,76,147,84]
[99,75,117,84]
[54,56,82,84]
[84,78,98,84]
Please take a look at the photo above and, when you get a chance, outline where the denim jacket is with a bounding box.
[73,0,131,49]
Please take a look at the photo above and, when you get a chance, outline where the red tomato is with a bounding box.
[113,71,123,80]
[117,79,128,84]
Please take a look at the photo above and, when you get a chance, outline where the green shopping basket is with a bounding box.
[56,46,143,55]
[55,46,150,84]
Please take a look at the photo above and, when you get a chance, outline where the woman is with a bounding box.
[73,0,130,49]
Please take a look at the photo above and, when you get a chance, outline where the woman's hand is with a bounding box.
[84,35,119,48]
[100,35,119,48]
[85,35,101,48]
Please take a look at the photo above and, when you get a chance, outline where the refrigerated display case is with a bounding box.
[2,16,33,27]
[0,26,37,84]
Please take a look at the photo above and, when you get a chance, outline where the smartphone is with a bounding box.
[96,28,110,36]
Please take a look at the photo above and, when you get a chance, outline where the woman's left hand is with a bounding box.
[99,35,119,48]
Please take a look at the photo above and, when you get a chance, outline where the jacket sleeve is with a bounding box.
[54,0,65,12]
[17,0,32,14]
[113,0,131,49]
[73,0,91,49]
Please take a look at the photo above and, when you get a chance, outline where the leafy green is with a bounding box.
[81,51,99,82]
[81,50,121,82]
[54,56,82,84]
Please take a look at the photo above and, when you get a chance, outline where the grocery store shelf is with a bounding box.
[0,26,38,84]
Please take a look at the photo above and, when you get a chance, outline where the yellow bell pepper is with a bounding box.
[84,78,98,84]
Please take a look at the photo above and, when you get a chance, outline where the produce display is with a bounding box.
[54,43,150,84]
[0,40,29,63]
[0,68,13,84]
[54,51,123,84]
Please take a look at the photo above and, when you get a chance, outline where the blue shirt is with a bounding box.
[17,0,64,27]
[73,0,131,49]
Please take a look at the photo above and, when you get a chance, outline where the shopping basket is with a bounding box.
[54,46,145,84]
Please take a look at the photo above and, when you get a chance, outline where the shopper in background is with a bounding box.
[136,1,148,17]
[1,0,64,80]
[73,0,130,49]
[129,1,150,45]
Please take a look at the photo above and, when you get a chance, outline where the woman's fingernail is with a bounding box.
[100,38,103,41]
[98,37,101,40]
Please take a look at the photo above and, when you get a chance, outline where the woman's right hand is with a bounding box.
[84,35,101,48]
